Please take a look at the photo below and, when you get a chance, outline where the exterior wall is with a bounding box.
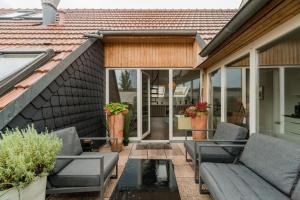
[104,36,200,68]
[1,41,106,138]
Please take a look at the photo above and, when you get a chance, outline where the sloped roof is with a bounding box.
[0,8,236,110]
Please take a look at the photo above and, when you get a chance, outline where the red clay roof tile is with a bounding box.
[35,60,60,72]
[15,72,45,89]
[0,88,26,110]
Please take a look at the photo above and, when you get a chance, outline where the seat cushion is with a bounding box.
[200,163,290,200]
[50,127,83,174]
[292,180,300,200]
[213,122,248,155]
[48,152,119,188]
[184,140,235,163]
[240,134,300,196]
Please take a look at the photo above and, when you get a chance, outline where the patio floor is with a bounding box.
[47,143,211,200]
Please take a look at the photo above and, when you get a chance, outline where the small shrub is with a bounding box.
[0,125,62,190]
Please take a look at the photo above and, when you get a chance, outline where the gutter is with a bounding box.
[200,0,271,57]
[84,30,206,48]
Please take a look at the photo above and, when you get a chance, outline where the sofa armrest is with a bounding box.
[197,143,246,165]
[56,155,105,200]
[80,137,120,142]
[195,139,248,143]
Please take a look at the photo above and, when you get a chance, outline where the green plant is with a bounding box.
[123,103,133,143]
[185,102,210,118]
[0,125,62,191]
[104,102,128,115]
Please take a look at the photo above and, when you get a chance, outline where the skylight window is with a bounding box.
[0,10,40,20]
[0,48,54,96]
[24,12,43,20]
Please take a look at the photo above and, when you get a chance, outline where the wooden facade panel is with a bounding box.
[104,38,200,68]
[259,33,300,66]
[200,0,300,69]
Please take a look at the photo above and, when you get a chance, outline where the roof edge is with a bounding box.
[200,0,271,57]
[0,38,97,130]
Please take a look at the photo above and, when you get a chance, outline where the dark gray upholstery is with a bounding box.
[200,163,290,200]
[51,127,83,174]
[213,122,248,155]
[48,152,119,187]
[240,134,300,195]
[292,180,300,200]
[185,140,235,163]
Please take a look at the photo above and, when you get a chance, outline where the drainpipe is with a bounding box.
[41,0,60,26]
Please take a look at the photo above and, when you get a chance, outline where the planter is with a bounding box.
[191,113,208,140]
[177,115,191,130]
[108,113,125,152]
[123,140,129,146]
[0,176,47,200]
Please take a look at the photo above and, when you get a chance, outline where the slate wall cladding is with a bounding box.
[3,41,106,138]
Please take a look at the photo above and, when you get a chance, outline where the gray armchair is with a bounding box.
[184,122,248,183]
[46,127,119,200]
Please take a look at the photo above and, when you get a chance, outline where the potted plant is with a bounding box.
[0,125,62,200]
[123,103,133,146]
[185,102,209,140]
[104,102,128,152]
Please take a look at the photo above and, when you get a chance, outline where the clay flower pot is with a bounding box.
[191,112,208,140]
[108,113,125,152]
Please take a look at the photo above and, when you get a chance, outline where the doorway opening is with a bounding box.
[142,70,169,140]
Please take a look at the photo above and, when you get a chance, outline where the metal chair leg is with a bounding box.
[111,163,118,179]
[199,176,209,194]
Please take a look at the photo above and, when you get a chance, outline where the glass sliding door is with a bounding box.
[258,68,280,136]
[109,69,138,137]
[172,70,200,137]
[226,68,249,127]
[141,71,151,138]
[210,69,221,129]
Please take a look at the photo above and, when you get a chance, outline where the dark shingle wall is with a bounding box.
[2,41,106,138]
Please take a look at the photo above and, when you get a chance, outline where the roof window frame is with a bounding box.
[0,10,41,20]
[0,48,55,96]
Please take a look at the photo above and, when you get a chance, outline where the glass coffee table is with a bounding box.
[110,159,181,200]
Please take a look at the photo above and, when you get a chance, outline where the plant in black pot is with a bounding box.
[123,103,133,146]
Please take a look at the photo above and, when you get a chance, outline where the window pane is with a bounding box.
[173,70,200,137]
[210,69,221,129]
[0,12,29,18]
[0,53,39,82]
[109,70,137,137]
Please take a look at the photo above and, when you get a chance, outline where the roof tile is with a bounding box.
[35,60,60,72]
[15,72,45,89]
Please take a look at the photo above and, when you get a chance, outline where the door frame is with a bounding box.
[141,71,151,139]
[106,68,199,142]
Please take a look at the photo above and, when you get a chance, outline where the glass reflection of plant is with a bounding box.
[119,70,132,90]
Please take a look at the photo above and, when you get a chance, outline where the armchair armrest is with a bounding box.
[56,155,105,200]
[197,143,246,165]
[184,129,216,140]
[195,139,248,143]
[79,137,120,142]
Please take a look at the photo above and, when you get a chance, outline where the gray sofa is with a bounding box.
[199,133,300,200]
[47,127,119,200]
[184,122,248,182]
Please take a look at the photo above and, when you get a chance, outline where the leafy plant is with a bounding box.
[123,103,133,144]
[119,70,132,90]
[104,102,128,115]
[0,125,62,191]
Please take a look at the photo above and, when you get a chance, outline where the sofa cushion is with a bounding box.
[240,134,300,195]
[48,152,119,187]
[50,127,83,174]
[200,163,290,200]
[213,122,248,155]
[292,180,300,200]
[184,140,235,163]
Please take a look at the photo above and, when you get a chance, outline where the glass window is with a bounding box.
[0,11,32,19]
[24,12,43,20]
[173,70,200,137]
[210,69,221,129]
[0,49,53,96]
[0,53,40,82]
[109,70,138,137]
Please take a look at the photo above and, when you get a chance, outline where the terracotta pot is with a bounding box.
[191,112,208,140]
[108,113,124,152]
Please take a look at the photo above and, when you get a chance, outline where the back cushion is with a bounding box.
[213,122,248,155]
[292,180,300,200]
[240,134,300,196]
[50,127,83,174]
